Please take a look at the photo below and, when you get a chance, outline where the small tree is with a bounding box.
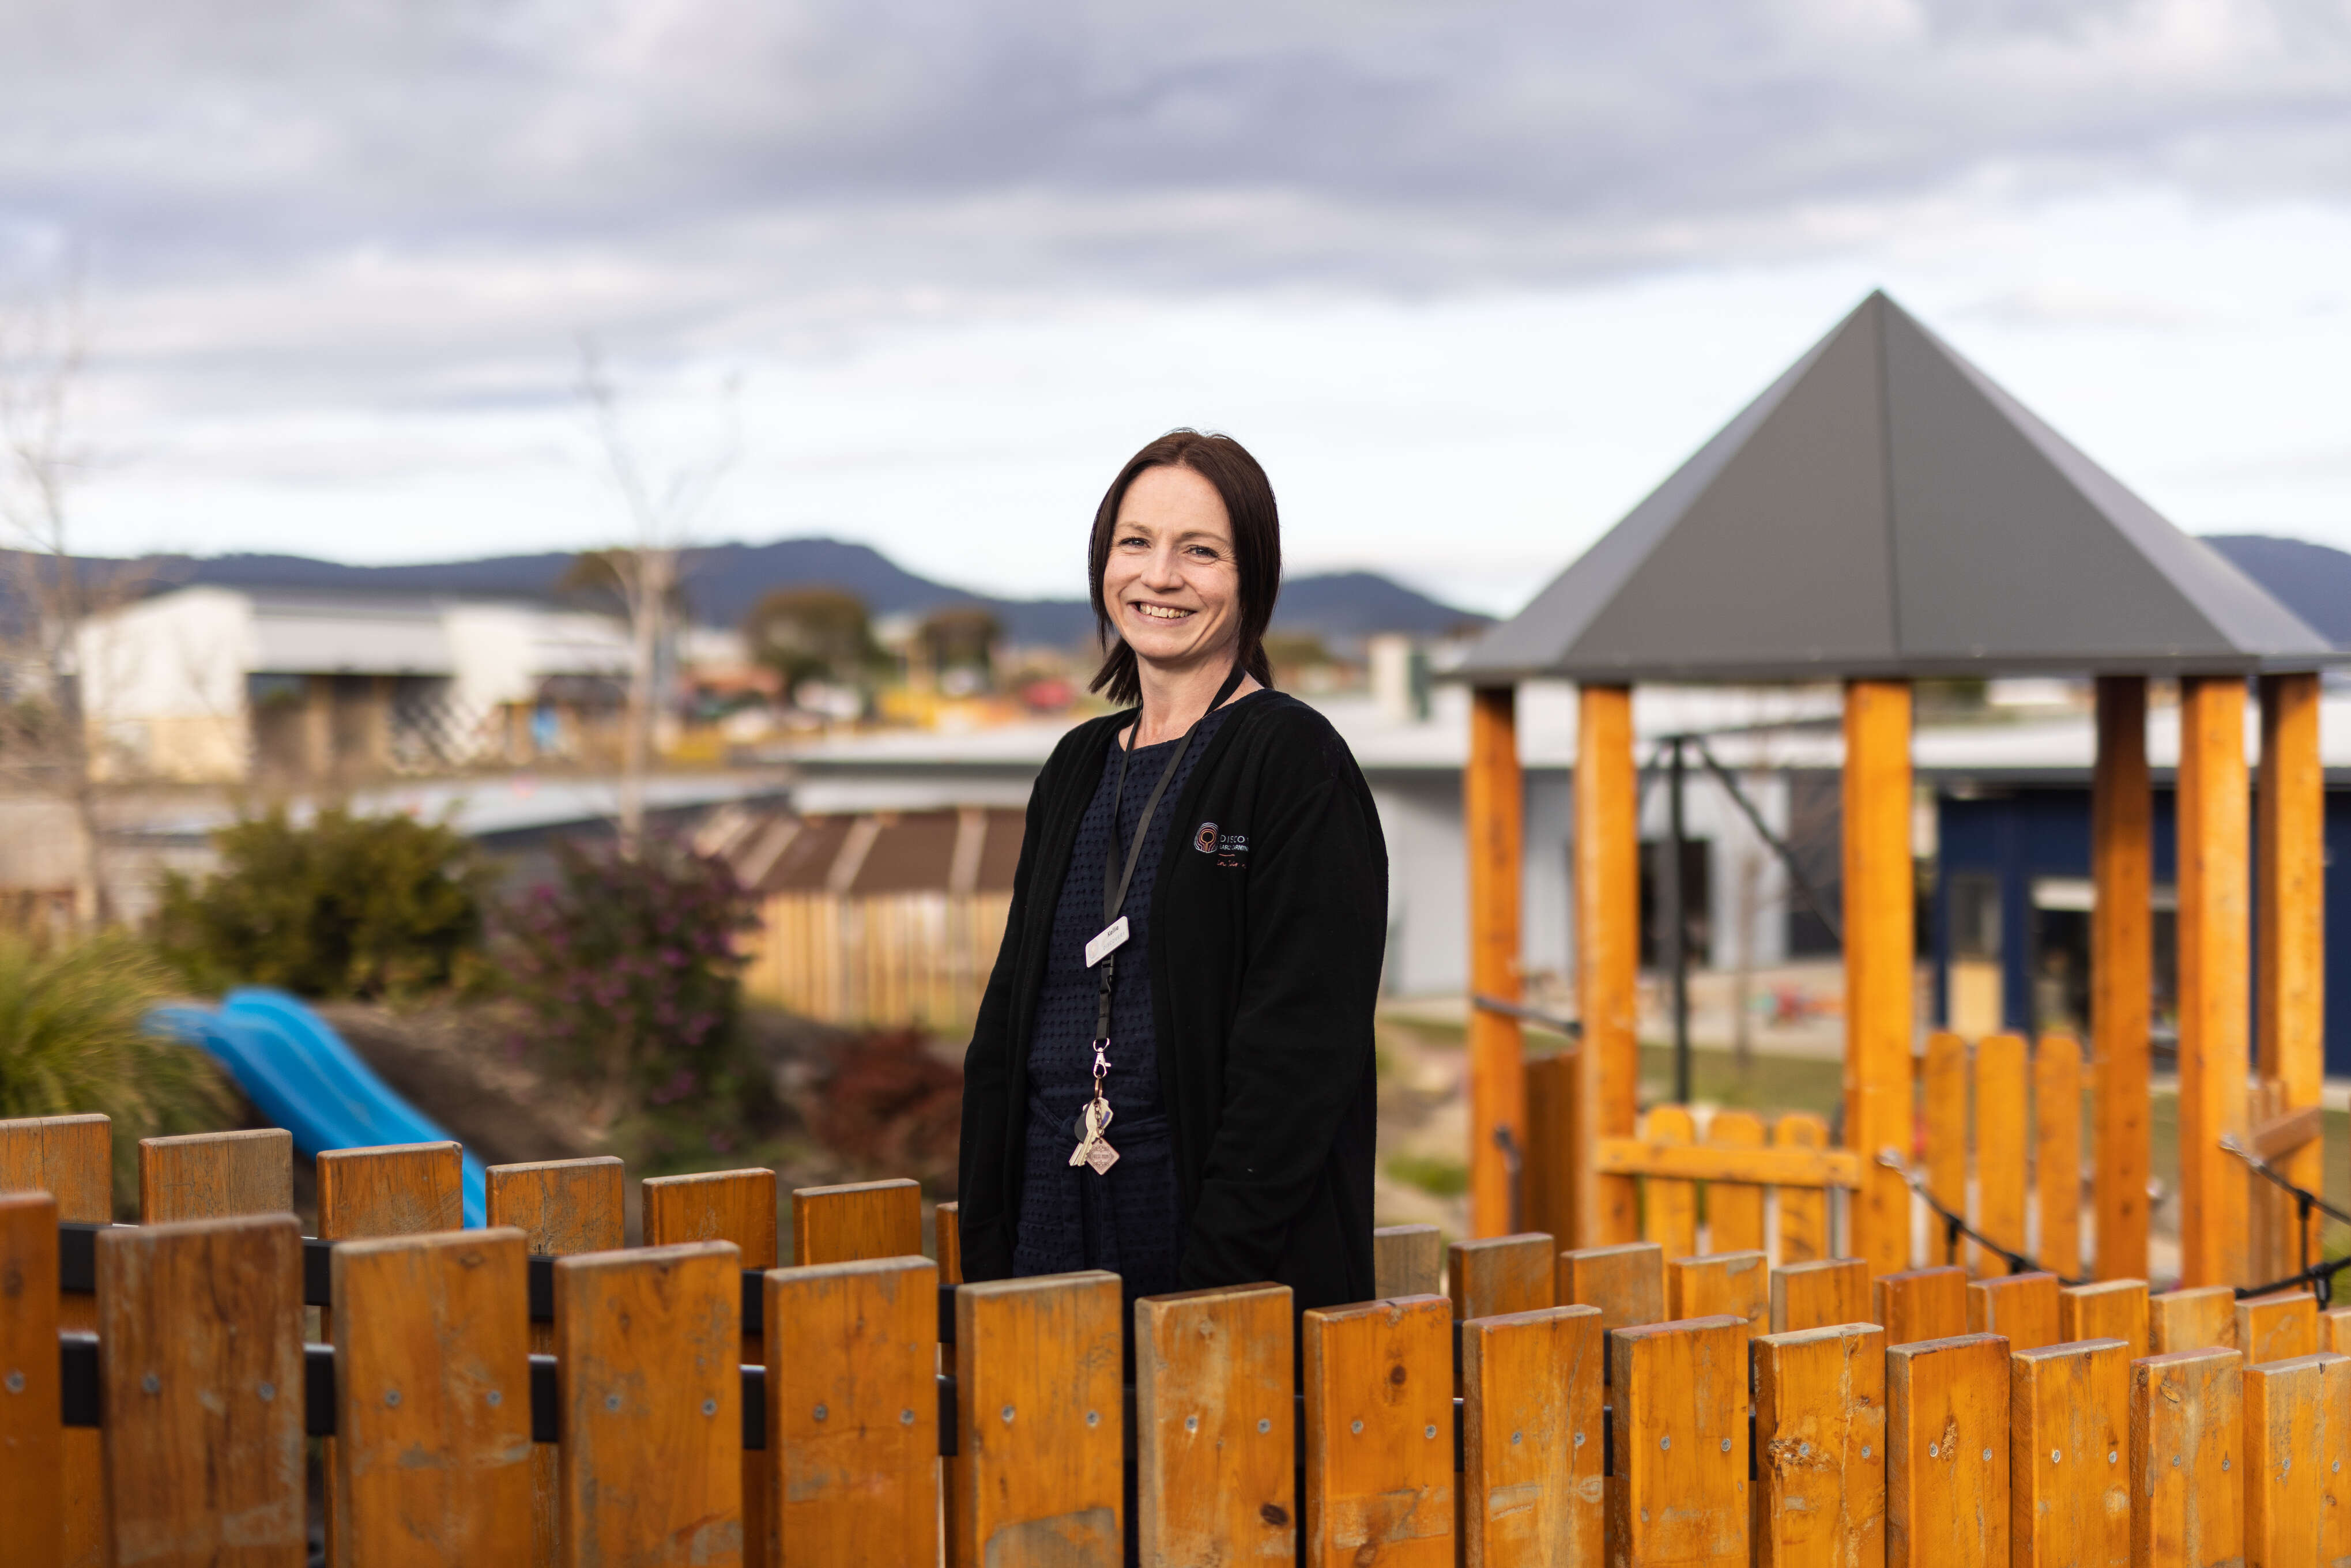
[918,605,1001,695]
[743,587,888,702]
[153,808,488,999]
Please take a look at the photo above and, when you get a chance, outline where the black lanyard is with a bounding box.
[1091,660,1248,1045]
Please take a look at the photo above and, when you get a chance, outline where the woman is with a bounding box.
[956,429,1388,1311]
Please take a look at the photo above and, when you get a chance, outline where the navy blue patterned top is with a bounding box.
[1012,697,1249,1298]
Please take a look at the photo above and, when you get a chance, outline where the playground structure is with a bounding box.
[1454,292,2343,1291]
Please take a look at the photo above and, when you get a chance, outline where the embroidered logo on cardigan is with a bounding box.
[1193,821,1219,853]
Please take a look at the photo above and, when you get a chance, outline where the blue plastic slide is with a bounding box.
[148,988,485,1226]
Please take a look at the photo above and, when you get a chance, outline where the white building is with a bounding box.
[77,586,636,782]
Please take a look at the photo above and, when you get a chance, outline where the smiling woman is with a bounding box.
[957,429,1390,1313]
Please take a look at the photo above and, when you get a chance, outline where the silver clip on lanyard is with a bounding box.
[1071,661,1248,1174]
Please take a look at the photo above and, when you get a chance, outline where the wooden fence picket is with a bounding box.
[1965,1271,2059,1352]
[2322,1305,2351,1355]
[1448,1232,1555,1320]
[955,1272,1124,1567]
[0,1191,62,1564]
[2033,1034,2082,1279]
[1770,1258,1870,1335]
[488,1155,627,1568]
[1558,1241,1664,1357]
[1705,1110,1767,1254]
[2319,1354,2351,1563]
[766,1255,939,1567]
[1,1111,110,1568]
[2008,1337,2128,1568]
[1373,1224,1443,1298]
[1135,1282,1294,1567]
[1640,1105,1700,1261]
[137,1127,293,1222]
[790,1177,922,1265]
[1668,1249,1768,1336]
[1302,1293,1453,1567]
[2244,1352,2327,1568]
[1608,1314,1750,1568]
[2238,1290,2319,1366]
[2150,1285,2238,1354]
[1923,1032,1968,1268]
[2130,1347,2243,1568]
[1974,1033,2029,1277]
[1459,1305,1602,1568]
[645,1168,778,1568]
[2059,1279,2148,1358]
[934,1200,962,1283]
[1774,1114,1832,1264]
[97,1213,307,1567]
[330,1228,533,1564]
[1872,1267,1968,1347]
[555,1241,745,1568]
[1886,1332,2009,1568]
[1753,1322,1885,1568]
[1523,1051,1579,1249]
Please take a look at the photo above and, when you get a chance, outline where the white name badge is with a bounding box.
[1084,916,1130,968]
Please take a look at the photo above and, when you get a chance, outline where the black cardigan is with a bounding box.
[956,691,1388,1310]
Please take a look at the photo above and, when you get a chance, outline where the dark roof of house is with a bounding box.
[1457,291,2337,684]
[717,807,1026,898]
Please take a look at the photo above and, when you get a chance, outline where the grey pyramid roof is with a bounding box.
[1457,292,2336,684]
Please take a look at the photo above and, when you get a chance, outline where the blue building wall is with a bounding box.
[1934,787,2351,1075]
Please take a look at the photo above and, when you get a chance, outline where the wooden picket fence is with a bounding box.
[9,1111,2351,1566]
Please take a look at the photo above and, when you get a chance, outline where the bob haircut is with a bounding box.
[1086,429,1281,707]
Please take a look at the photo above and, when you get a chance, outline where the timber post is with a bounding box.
[1467,684,1527,1239]
[1577,682,1638,1246]
[2258,670,2325,1275]
[1843,679,1914,1276]
[2092,674,2152,1281]
[2177,675,2251,1287]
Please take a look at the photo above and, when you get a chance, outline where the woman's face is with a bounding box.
[1103,463,1243,673]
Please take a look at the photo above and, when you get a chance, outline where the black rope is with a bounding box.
[2221,1136,2351,1305]
[1875,1154,2089,1287]
[1687,734,1844,947]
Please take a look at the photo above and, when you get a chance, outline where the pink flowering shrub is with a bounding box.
[503,834,758,1120]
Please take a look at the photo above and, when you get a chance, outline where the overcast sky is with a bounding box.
[5,1,2350,612]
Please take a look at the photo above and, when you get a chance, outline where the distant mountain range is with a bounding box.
[127,538,1487,648]
[2205,535,2351,650]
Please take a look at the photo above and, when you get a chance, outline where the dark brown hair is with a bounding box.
[1086,429,1281,706]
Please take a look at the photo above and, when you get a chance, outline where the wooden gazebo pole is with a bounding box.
[1843,679,1914,1276]
[1465,685,1527,1239]
[2176,676,2251,1287]
[1576,684,1639,1246]
[2258,671,2324,1273]
[2091,676,2152,1281]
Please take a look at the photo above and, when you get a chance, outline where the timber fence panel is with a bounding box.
[1448,1232,1555,1320]
[1975,1033,2030,1278]
[2131,1347,2244,1568]
[2009,1337,2130,1568]
[790,1178,922,1266]
[2318,1354,2351,1565]
[1302,1293,1453,1568]
[138,1127,293,1222]
[555,1241,745,1568]
[1753,1322,1885,1568]
[1871,1267,1967,1347]
[2060,1279,2149,1359]
[2240,1291,2320,1366]
[0,1191,61,1565]
[2245,1353,2327,1568]
[1608,1313,1750,1568]
[1558,1241,1663,1359]
[1886,1332,2009,1568]
[2151,1285,2240,1354]
[645,1167,778,1568]
[1640,1106,1700,1261]
[98,1213,306,1567]
[766,1255,938,1568]
[1965,1271,2059,1352]
[1775,1114,1832,1264]
[1460,1304,1602,1568]
[329,1228,532,1566]
[1667,1249,1768,1337]
[1373,1224,1442,1299]
[1771,1258,1870,1335]
[956,1271,1124,1568]
[1134,1282,1294,1568]
[2034,1034,2083,1280]
[1705,1110,1767,1255]
[488,1155,627,1568]
[1923,1032,1969,1271]
[1,1111,110,1568]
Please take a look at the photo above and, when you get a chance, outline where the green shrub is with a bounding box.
[0,934,234,1200]
[154,807,488,1000]
[1385,1151,1470,1198]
